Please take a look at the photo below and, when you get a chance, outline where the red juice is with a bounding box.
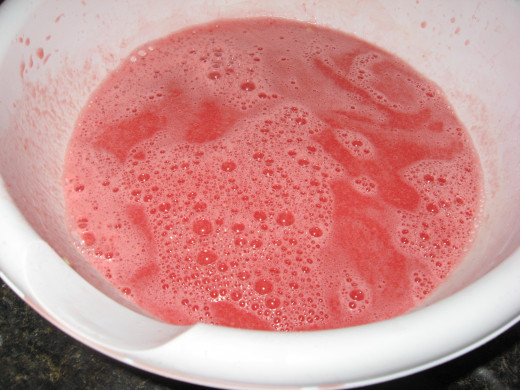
[63,18,483,331]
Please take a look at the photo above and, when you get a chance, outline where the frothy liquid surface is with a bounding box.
[63,18,483,331]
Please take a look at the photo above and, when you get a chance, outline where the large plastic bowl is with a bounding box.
[0,0,519,389]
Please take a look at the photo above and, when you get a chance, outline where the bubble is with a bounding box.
[250,239,263,248]
[138,173,150,182]
[231,222,245,233]
[234,237,247,246]
[263,168,274,177]
[426,203,439,214]
[439,199,450,208]
[241,81,256,91]
[254,211,267,221]
[231,291,242,301]
[221,161,237,172]
[121,287,132,295]
[217,263,228,272]
[276,210,295,226]
[309,227,323,237]
[423,174,434,182]
[208,71,221,80]
[254,279,273,295]
[419,232,430,240]
[193,202,207,212]
[74,184,85,192]
[196,249,218,265]
[77,218,88,229]
[265,297,281,309]
[159,202,171,212]
[455,196,465,205]
[193,219,213,235]
[81,232,96,246]
[237,271,250,280]
[349,290,365,301]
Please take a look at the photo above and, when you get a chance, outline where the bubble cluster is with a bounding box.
[397,156,481,288]
[335,130,376,160]
[63,17,483,331]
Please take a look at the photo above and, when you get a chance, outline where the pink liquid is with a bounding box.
[63,18,483,331]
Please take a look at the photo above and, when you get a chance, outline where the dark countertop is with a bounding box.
[1,279,519,390]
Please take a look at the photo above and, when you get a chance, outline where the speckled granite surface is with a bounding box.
[1,279,519,390]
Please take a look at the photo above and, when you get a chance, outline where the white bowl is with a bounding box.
[0,0,519,389]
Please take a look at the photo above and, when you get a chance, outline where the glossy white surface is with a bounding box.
[0,1,519,388]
